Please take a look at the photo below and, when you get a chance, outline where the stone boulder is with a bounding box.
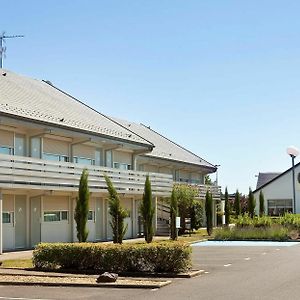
[96,272,118,283]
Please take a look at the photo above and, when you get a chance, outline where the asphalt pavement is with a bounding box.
[1,243,300,299]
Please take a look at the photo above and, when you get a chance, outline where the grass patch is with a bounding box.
[178,228,208,243]
[1,259,33,269]
[214,226,289,241]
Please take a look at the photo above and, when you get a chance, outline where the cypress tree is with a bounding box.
[170,188,178,241]
[224,187,230,226]
[140,175,155,243]
[248,187,256,218]
[74,168,89,242]
[105,174,128,244]
[259,190,265,217]
[205,190,213,236]
[234,189,241,217]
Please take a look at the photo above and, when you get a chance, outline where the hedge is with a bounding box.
[33,241,192,273]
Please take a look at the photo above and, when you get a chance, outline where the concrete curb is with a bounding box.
[0,280,172,289]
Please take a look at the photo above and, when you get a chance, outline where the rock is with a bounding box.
[96,272,118,283]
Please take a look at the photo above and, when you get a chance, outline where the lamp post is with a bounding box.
[286,146,299,214]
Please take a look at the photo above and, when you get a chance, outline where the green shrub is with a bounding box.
[235,214,273,228]
[214,226,289,241]
[33,242,192,273]
[254,215,272,228]
[278,214,300,230]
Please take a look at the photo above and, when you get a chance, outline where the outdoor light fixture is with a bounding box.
[286,146,299,214]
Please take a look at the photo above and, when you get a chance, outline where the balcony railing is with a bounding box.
[0,154,173,196]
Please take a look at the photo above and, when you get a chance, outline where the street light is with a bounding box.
[286,146,299,214]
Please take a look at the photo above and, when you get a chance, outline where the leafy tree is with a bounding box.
[173,184,198,233]
[234,189,241,217]
[205,175,213,185]
[190,200,204,230]
[170,188,178,241]
[259,190,265,217]
[74,168,89,242]
[248,187,256,218]
[205,190,213,236]
[140,175,155,243]
[105,174,128,244]
[224,187,230,226]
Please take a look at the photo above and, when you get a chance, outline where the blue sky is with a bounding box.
[2,1,300,194]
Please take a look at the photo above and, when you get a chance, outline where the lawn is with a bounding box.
[1,259,33,269]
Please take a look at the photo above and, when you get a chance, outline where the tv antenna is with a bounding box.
[0,32,24,68]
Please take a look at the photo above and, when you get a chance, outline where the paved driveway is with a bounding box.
[1,243,300,299]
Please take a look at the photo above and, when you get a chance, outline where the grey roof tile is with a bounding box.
[0,70,152,147]
[111,117,216,169]
[256,172,281,189]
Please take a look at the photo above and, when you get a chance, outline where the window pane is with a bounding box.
[2,212,11,224]
[61,211,68,220]
[0,147,12,155]
[95,149,102,166]
[15,135,25,156]
[43,153,60,161]
[31,138,41,158]
[44,211,60,222]
[88,211,94,221]
[76,157,93,165]
[106,150,112,168]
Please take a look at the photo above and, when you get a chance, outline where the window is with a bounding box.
[113,162,131,170]
[44,211,69,222]
[268,199,293,216]
[88,210,94,221]
[2,212,13,224]
[43,153,69,162]
[95,149,102,166]
[73,157,94,165]
[15,135,25,156]
[106,150,112,168]
[0,146,13,155]
[30,137,41,158]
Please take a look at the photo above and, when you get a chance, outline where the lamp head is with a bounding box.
[287,146,299,158]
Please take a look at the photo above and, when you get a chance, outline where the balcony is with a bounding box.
[0,154,173,196]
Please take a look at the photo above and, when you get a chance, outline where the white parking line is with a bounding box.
[276,249,280,251]
[224,264,232,267]
[204,271,210,274]
[244,257,251,261]
[262,252,267,255]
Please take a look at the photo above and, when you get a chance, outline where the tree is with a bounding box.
[173,184,198,234]
[170,188,178,241]
[248,187,256,218]
[190,200,204,230]
[205,190,213,236]
[104,174,128,244]
[259,190,265,217]
[140,175,155,243]
[224,187,230,226]
[74,168,89,242]
[234,189,241,216]
[205,175,213,185]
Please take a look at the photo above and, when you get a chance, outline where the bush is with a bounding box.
[278,214,300,230]
[33,242,192,273]
[214,226,289,241]
[235,214,272,228]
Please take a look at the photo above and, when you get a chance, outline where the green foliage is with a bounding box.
[205,190,213,236]
[140,175,155,243]
[204,175,212,185]
[33,242,192,273]
[213,226,289,241]
[234,190,241,216]
[173,184,198,233]
[105,174,128,244]
[170,188,178,241]
[259,190,265,217]
[74,168,89,242]
[190,200,204,230]
[278,213,300,230]
[224,187,230,226]
[248,188,256,218]
[235,214,272,228]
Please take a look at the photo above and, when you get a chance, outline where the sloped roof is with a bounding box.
[111,117,217,170]
[0,69,152,147]
[256,172,281,189]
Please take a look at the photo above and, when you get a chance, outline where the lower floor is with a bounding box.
[0,191,154,251]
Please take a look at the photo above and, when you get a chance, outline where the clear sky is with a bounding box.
[2,1,300,194]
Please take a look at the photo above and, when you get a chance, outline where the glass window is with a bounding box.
[106,150,112,168]
[95,149,102,166]
[88,210,94,221]
[74,157,93,165]
[2,212,13,224]
[43,153,60,161]
[0,147,12,155]
[268,199,293,216]
[113,162,131,170]
[15,135,25,156]
[31,137,41,158]
[44,211,60,222]
[61,211,68,221]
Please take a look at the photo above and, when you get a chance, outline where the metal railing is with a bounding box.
[0,154,173,196]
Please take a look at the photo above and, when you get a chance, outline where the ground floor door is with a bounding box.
[30,197,41,247]
[15,195,27,248]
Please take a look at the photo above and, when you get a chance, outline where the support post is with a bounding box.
[292,155,296,213]
[0,191,3,254]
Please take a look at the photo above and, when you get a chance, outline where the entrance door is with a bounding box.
[15,195,26,248]
[30,197,41,247]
